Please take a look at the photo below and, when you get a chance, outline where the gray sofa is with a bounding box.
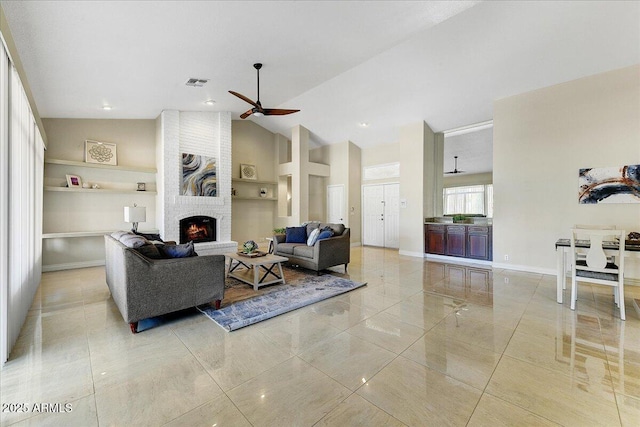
[272,223,350,274]
[104,233,225,333]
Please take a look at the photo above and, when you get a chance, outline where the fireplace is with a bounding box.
[180,216,216,244]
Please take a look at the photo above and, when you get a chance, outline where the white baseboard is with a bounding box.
[491,262,556,276]
[42,260,105,272]
[398,250,425,258]
[425,254,492,267]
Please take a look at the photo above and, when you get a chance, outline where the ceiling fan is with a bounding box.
[229,63,300,119]
[445,156,466,174]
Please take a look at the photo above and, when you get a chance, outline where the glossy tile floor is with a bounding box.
[2,247,640,426]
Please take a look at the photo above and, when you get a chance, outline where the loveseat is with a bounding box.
[272,223,350,274]
[104,232,225,333]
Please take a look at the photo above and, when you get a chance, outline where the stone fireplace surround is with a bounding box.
[156,110,237,255]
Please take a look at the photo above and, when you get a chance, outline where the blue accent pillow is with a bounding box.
[162,241,197,258]
[317,230,333,241]
[285,226,307,243]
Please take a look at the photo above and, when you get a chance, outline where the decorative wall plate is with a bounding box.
[85,140,117,166]
[240,164,257,180]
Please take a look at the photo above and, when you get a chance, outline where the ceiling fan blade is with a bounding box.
[229,91,259,108]
[239,108,254,119]
[262,108,300,116]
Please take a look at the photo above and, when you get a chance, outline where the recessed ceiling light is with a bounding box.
[204,99,216,105]
[102,105,112,111]
[359,122,369,127]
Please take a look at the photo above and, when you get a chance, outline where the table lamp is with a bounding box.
[124,204,146,232]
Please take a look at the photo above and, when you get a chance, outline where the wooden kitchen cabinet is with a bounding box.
[466,226,492,260]
[446,225,466,257]
[425,223,492,261]
[425,224,446,255]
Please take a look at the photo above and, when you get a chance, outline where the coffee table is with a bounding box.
[224,252,288,290]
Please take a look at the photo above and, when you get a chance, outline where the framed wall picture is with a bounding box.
[66,174,82,188]
[85,140,117,166]
[240,164,257,180]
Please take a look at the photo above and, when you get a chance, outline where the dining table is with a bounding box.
[555,238,640,316]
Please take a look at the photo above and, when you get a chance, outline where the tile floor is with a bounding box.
[1,247,639,426]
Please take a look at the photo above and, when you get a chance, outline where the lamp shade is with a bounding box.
[124,206,146,223]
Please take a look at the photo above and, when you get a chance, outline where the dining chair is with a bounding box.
[573,224,617,263]
[570,228,626,320]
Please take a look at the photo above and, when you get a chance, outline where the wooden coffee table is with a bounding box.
[224,252,288,290]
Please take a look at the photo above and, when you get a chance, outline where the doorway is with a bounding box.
[327,184,345,224]
[362,183,399,248]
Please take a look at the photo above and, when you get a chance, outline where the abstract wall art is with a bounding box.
[578,164,640,204]
[181,153,217,197]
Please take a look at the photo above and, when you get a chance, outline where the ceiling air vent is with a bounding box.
[185,78,209,87]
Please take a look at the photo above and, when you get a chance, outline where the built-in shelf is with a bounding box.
[45,158,157,174]
[232,196,278,201]
[232,178,278,185]
[44,186,157,195]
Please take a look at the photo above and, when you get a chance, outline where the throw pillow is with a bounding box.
[133,231,163,242]
[111,230,130,240]
[306,228,321,246]
[285,226,307,243]
[119,233,149,248]
[162,241,197,258]
[135,243,165,259]
[317,230,334,241]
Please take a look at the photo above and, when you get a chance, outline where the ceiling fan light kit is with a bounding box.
[229,63,300,119]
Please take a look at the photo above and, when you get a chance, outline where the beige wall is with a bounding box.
[398,122,437,256]
[443,172,493,188]
[493,65,640,277]
[231,120,278,248]
[42,118,157,268]
[361,143,401,185]
[43,118,156,168]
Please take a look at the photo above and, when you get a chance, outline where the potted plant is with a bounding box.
[452,214,467,223]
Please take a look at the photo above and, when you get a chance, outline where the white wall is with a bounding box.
[493,65,640,277]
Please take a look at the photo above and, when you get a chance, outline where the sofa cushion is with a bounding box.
[320,223,345,236]
[285,226,307,243]
[162,241,197,258]
[119,233,149,248]
[293,245,315,259]
[135,243,165,259]
[307,228,321,246]
[275,242,299,255]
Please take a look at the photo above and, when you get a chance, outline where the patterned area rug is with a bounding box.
[198,267,366,331]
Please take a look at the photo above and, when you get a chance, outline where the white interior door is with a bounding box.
[327,184,345,224]
[383,183,400,248]
[362,185,384,246]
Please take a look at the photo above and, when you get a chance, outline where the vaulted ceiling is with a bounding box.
[2,0,638,165]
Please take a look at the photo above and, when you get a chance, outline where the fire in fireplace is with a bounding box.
[179,216,216,244]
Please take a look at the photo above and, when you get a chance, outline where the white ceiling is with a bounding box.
[2,1,639,171]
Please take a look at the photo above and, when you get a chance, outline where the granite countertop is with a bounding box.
[425,217,492,225]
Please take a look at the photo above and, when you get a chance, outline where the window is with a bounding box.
[444,184,493,217]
